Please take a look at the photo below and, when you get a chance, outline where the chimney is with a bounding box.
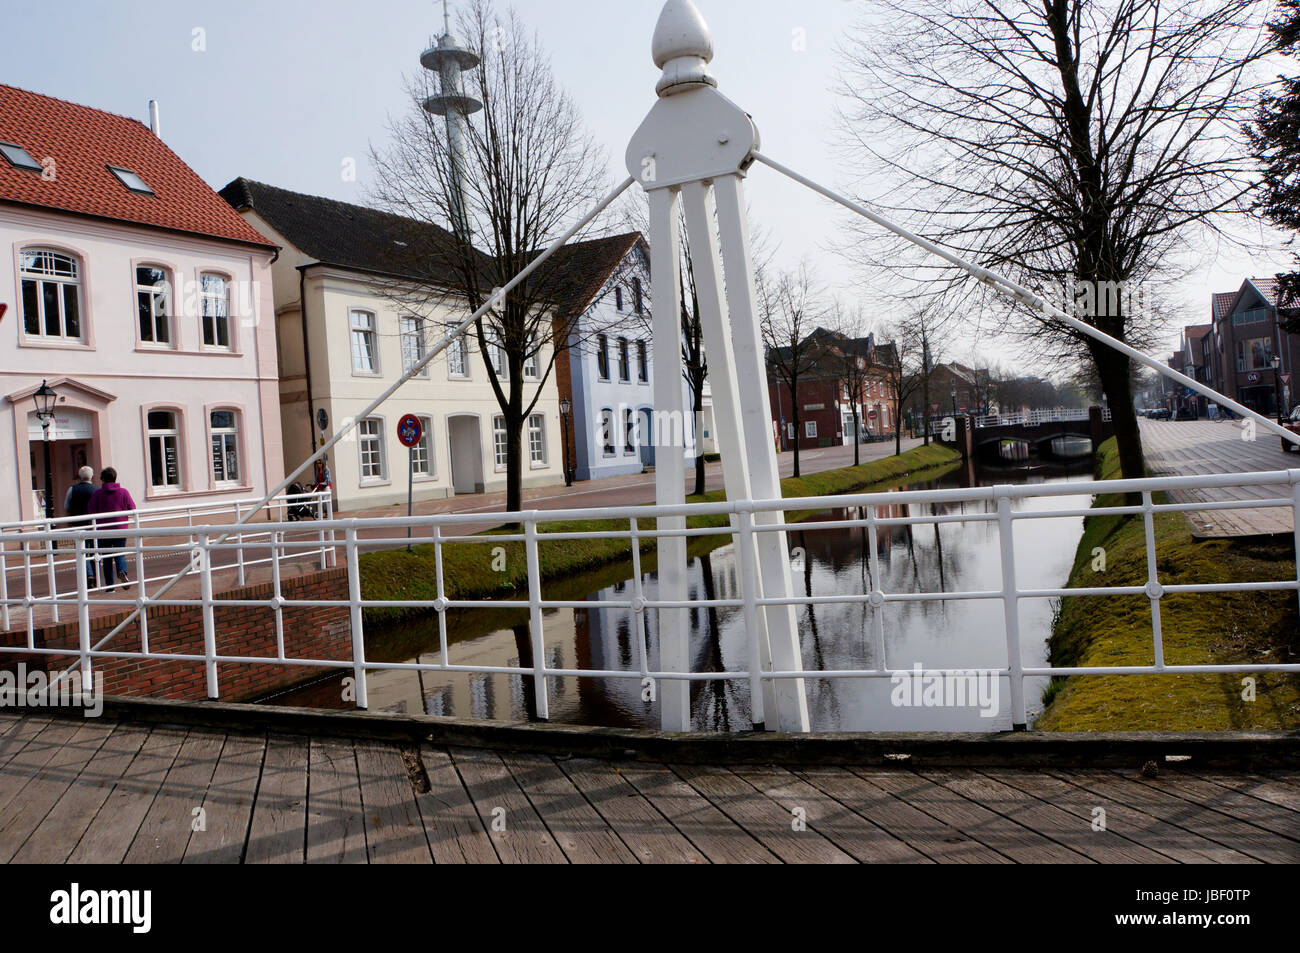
[148,100,161,137]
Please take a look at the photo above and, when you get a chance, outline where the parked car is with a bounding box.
[1280,406,1300,452]
[1148,407,1172,420]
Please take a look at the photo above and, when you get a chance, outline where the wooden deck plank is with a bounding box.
[795,765,1010,863]
[123,730,226,864]
[557,758,707,864]
[673,763,856,864]
[0,714,53,770]
[497,752,638,863]
[305,739,367,864]
[0,720,114,862]
[0,718,83,814]
[731,764,931,864]
[244,734,310,864]
[11,724,150,864]
[354,743,433,864]
[66,727,187,864]
[449,746,567,864]
[927,768,1173,864]
[1113,768,1300,843]
[618,762,777,864]
[1056,769,1299,864]
[183,734,266,864]
[989,768,1252,864]
[854,768,1092,864]
[417,746,499,864]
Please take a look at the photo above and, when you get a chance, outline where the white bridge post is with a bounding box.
[629,0,809,731]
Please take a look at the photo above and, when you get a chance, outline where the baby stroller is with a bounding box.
[284,482,320,521]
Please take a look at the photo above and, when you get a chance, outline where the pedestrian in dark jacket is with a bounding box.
[87,467,136,590]
[63,466,97,587]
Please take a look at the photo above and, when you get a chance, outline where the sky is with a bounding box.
[1,0,1292,373]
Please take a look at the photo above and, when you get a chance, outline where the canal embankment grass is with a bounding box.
[359,441,961,624]
[1036,438,1300,731]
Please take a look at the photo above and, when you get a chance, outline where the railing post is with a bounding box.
[74,534,92,686]
[318,494,328,570]
[735,509,767,731]
[627,518,651,692]
[45,520,58,623]
[234,502,246,587]
[1292,476,1300,623]
[523,519,550,721]
[132,512,149,653]
[198,531,219,699]
[271,527,285,660]
[995,492,1027,729]
[1141,490,1165,669]
[864,503,887,670]
[0,537,9,632]
[326,494,337,568]
[433,523,449,670]
[344,526,369,710]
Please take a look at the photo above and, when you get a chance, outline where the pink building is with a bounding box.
[0,85,284,524]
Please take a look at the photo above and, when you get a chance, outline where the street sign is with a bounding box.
[316,408,329,432]
[397,414,423,448]
[1282,373,1292,387]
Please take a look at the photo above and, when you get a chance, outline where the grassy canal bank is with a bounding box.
[359,442,961,624]
[1037,439,1300,731]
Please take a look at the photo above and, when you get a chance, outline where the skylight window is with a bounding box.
[108,165,154,195]
[0,141,42,172]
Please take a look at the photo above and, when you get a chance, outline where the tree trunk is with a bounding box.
[1092,344,1145,481]
[505,414,525,514]
[790,381,801,478]
[894,400,903,456]
[852,408,861,466]
[693,390,706,497]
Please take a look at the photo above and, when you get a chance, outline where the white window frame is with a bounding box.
[805,420,818,439]
[523,335,540,379]
[400,315,428,377]
[596,334,610,380]
[492,415,508,471]
[600,409,615,457]
[411,415,435,478]
[199,272,232,349]
[135,264,173,347]
[637,340,648,382]
[351,310,379,375]
[209,409,242,486]
[447,334,469,379]
[527,413,547,468]
[146,409,183,491]
[618,338,631,382]
[623,408,636,455]
[358,416,388,483]
[19,248,84,342]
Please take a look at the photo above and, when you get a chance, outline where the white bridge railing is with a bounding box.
[1,470,1297,732]
[0,489,335,632]
[972,408,1110,428]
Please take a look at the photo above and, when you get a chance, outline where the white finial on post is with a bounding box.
[653,0,716,96]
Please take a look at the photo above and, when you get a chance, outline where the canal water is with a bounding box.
[269,456,1095,731]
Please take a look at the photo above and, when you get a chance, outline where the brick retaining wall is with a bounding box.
[0,567,352,702]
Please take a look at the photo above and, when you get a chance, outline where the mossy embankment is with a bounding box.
[1036,439,1300,731]
[359,442,961,624]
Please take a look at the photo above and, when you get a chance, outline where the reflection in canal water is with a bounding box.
[268,459,1094,731]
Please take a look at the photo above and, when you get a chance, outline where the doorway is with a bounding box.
[447,414,484,494]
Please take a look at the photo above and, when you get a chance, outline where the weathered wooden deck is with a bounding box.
[2,711,1298,863]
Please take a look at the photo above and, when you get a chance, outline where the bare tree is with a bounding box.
[760,261,827,478]
[881,315,928,456]
[838,0,1275,479]
[369,0,612,512]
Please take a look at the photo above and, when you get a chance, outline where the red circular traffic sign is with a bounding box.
[396,414,423,448]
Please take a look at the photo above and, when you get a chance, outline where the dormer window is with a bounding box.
[615,286,623,311]
[0,141,41,172]
[108,165,154,195]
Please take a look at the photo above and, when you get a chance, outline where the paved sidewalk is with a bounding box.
[1139,419,1298,537]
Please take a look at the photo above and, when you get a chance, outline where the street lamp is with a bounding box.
[950,380,957,417]
[31,380,58,520]
[558,397,573,487]
[1272,354,1283,419]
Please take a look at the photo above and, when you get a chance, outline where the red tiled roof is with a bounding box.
[1183,323,1211,341]
[1211,291,1236,323]
[0,84,272,248]
[1248,276,1279,306]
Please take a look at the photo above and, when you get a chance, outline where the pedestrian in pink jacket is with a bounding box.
[87,467,136,590]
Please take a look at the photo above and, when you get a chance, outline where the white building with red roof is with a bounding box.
[0,84,284,523]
